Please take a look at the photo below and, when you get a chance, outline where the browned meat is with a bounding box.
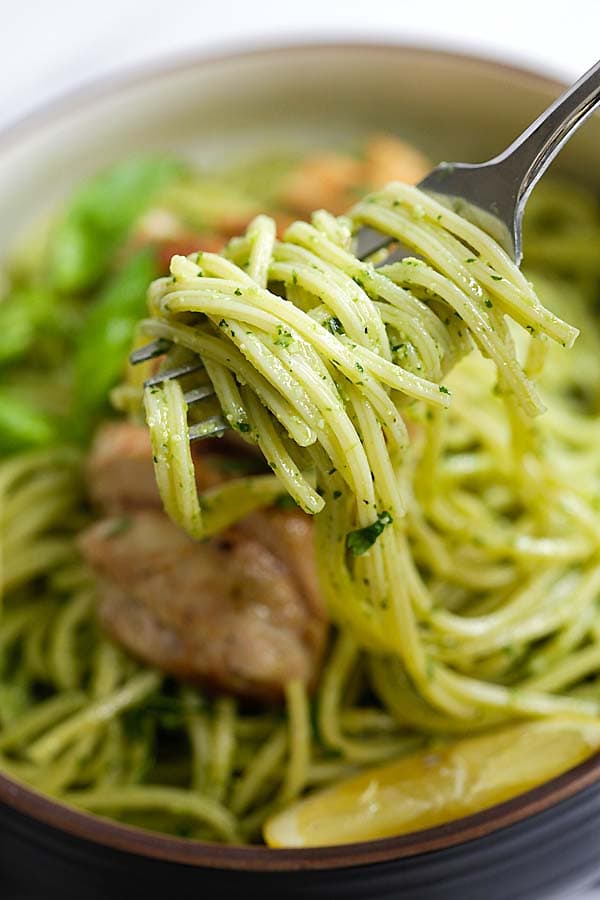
[282,136,431,218]
[82,420,327,700]
[362,134,431,188]
[85,422,160,513]
[155,232,226,271]
[282,153,364,217]
[86,421,256,514]
[79,509,327,700]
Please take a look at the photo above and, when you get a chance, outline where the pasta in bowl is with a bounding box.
[2,42,600,900]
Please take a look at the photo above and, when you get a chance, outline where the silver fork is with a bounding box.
[131,57,600,441]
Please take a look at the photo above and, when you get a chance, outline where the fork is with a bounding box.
[131,57,600,441]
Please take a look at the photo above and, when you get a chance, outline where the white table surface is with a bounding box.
[3,1,599,897]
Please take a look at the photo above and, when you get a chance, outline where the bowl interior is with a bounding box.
[3,43,600,253]
[1,42,600,871]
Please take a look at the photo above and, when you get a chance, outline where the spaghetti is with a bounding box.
[2,145,600,843]
[139,182,597,729]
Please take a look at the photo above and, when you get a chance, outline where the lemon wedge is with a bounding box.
[264,717,600,848]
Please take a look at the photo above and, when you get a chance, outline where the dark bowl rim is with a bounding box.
[0,38,597,873]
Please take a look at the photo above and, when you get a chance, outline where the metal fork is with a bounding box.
[131,57,600,441]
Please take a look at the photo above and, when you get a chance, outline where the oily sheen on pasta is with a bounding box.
[4,148,600,844]
[139,182,600,730]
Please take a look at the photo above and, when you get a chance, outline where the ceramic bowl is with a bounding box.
[1,42,600,900]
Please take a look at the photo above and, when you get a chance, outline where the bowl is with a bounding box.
[2,42,600,900]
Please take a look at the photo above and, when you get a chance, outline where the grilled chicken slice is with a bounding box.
[79,509,327,700]
[86,421,261,513]
[82,421,327,700]
[282,135,431,218]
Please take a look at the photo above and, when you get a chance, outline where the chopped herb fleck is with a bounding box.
[490,274,502,281]
[439,385,450,395]
[333,490,342,499]
[234,288,242,296]
[274,325,293,348]
[346,510,393,556]
[214,456,265,475]
[237,421,251,433]
[275,493,299,510]
[484,299,493,308]
[105,517,132,538]
[327,317,344,335]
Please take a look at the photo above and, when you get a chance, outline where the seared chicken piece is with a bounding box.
[362,134,430,188]
[80,509,326,700]
[282,154,364,217]
[85,422,160,513]
[81,421,327,700]
[86,421,255,513]
[282,135,430,218]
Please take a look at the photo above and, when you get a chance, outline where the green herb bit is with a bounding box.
[346,510,393,556]
[274,325,294,348]
[326,316,344,335]
[275,493,299,510]
[105,517,132,538]
[439,385,450,395]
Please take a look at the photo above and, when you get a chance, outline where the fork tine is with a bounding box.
[129,338,172,365]
[184,385,216,405]
[355,226,393,260]
[188,415,228,441]
[144,359,205,388]
[130,340,227,440]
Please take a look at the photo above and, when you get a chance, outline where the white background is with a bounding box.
[2,0,600,128]
[3,2,600,897]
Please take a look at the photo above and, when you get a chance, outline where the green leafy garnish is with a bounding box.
[48,156,183,293]
[346,511,393,556]
[73,247,159,430]
[0,389,57,453]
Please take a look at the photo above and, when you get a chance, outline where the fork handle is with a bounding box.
[491,58,600,206]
